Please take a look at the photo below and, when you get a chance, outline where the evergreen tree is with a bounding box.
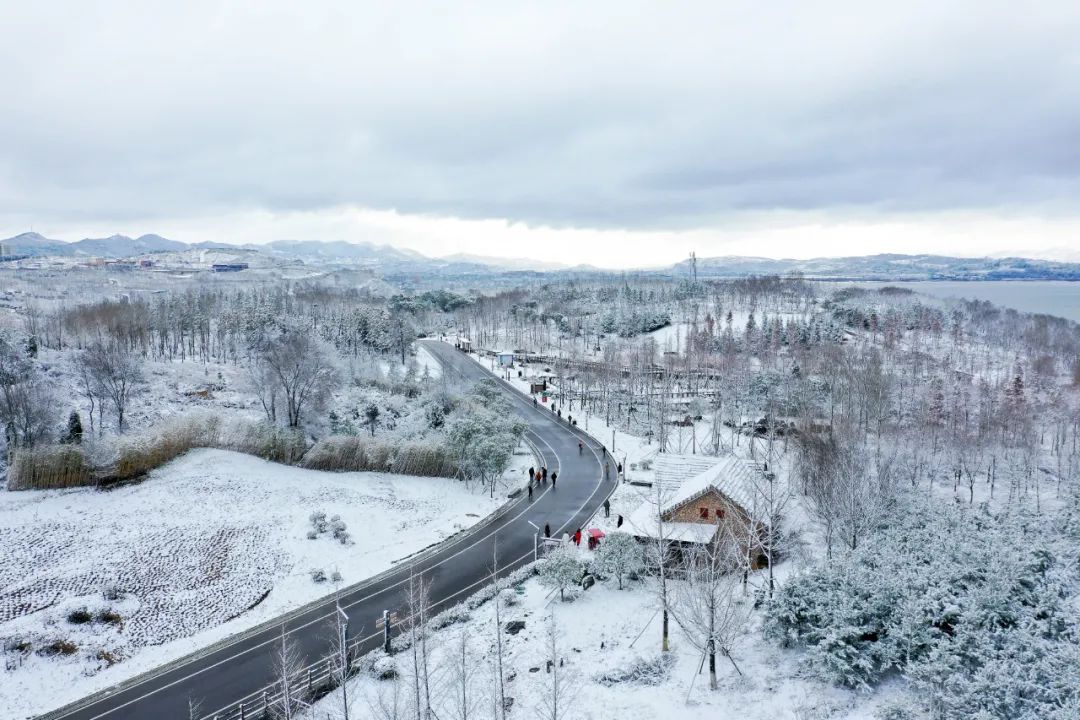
[66,410,83,445]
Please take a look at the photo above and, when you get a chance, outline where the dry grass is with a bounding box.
[223,421,306,464]
[7,415,456,491]
[302,436,459,478]
[108,417,220,483]
[7,445,93,490]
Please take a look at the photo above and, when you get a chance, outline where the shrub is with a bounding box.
[97,609,123,626]
[67,608,93,625]
[39,639,78,656]
[311,569,327,583]
[7,445,92,490]
[596,654,675,687]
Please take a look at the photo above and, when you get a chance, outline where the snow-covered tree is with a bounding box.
[538,544,584,601]
[249,323,338,428]
[595,532,644,590]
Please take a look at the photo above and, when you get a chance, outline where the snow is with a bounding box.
[0,447,531,719]
[302,568,894,720]
[415,345,443,379]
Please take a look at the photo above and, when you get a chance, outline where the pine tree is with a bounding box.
[66,410,83,445]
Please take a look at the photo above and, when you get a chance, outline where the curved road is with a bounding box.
[42,340,615,720]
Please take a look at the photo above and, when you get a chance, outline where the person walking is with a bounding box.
[528,482,533,500]
[529,467,535,483]
[551,471,557,488]
[573,528,582,546]
[603,498,610,518]
[578,441,583,455]
[544,523,551,538]
[541,466,548,482]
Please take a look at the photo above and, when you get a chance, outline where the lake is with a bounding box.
[829,280,1080,324]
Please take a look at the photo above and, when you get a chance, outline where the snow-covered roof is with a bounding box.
[625,455,765,543]
[660,455,761,518]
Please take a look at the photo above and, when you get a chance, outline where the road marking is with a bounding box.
[66,341,601,720]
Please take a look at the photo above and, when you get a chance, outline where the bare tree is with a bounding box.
[0,334,56,453]
[325,600,354,720]
[444,624,483,720]
[797,431,893,556]
[534,611,580,720]
[0,376,56,452]
[271,627,305,720]
[490,545,509,720]
[79,342,144,433]
[672,540,750,691]
[250,324,338,428]
[402,568,435,720]
[247,352,280,424]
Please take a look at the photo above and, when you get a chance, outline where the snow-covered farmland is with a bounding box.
[0,448,529,718]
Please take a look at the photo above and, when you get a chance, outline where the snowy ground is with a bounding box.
[304,561,898,720]
[0,447,533,719]
[443,346,897,718]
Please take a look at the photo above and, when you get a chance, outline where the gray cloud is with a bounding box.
[2,1,1079,234]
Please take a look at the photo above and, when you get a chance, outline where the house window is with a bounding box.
[699,507,709,519]
[717,508,725,519]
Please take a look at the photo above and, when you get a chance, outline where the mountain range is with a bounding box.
[4,232,1080,281]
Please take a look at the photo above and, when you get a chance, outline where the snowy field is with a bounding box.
[0,448,530,719]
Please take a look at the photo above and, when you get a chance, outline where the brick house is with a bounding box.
[627,455,770,568]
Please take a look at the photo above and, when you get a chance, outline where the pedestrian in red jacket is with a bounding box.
[574,528,582,546]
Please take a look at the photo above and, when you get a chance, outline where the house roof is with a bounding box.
[626,454,766,543]
[662,455,761,516]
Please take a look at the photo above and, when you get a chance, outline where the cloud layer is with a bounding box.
[2,1,1079,262]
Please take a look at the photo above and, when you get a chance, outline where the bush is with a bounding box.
[97,609,123,626]
[596,654,675,687]
[39,639,78,656]
[311,569,328,583]
[7,445,92,490]
[67,608,93,625]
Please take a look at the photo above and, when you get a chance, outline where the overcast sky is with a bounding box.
[2,1,1079,267]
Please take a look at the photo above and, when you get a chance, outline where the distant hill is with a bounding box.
[668,253,1080,281]
[263,239,424,263]
[1,232,186,258]
[1,231,72,256]
[5,232,1080,281]
[70,234,188,257]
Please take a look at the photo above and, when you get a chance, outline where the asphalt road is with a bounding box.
[43,340,615,720]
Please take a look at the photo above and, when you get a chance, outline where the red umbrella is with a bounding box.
[588,528,606,539]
